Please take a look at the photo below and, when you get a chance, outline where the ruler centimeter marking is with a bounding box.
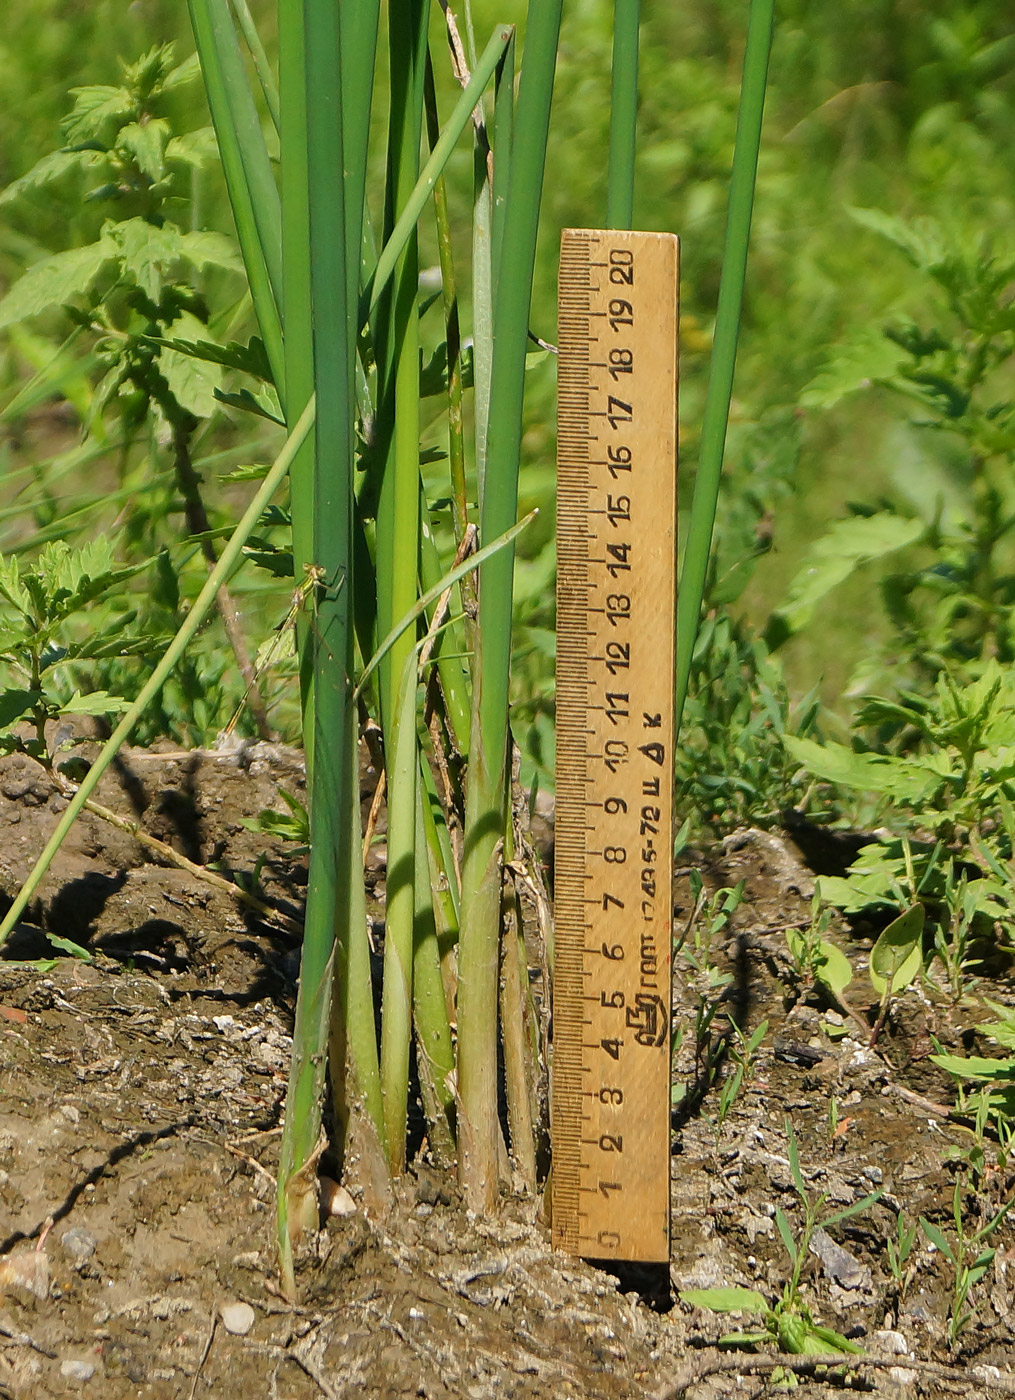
[552,228,679,1263]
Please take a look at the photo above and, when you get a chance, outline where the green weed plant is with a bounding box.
[681,1120,880,1358]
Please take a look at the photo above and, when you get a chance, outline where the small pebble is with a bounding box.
[862,1165,883,1185]
[220,1301,256,1336]
[61,1227,97,1263]
[319,1176,356,1218]
[59,1359,96,1381]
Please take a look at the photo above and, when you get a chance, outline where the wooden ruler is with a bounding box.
[552,228,678,1263]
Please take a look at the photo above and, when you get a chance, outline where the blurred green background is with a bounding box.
[2,0,1014,782]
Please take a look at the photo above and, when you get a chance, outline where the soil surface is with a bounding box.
[0,744,1013,1398]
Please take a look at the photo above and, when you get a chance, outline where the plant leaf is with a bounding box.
[919,1216,955,1263]
[0,689,43,729]
[775,1207,797,1263]
[813,939,853,1000]
[0,148,101,206]
[0,236,116,329]
[680,1287,768,1315]
[58,691,131,718]
[800,325,909,410]
[869,903,924,998]
[768,513,923,643]
[784,735,940,804]
[930,1052,1015,1082]
[159,312,224,418]
[116,119,171,182]
[46,933,93,961]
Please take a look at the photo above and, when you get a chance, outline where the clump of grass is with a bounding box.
[0,0,775,1294]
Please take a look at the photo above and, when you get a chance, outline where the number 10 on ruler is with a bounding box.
[552,228,679,1263]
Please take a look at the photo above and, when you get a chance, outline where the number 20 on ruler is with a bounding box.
[553,228,678,1263]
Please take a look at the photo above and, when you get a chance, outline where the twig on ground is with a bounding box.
[73,790,301,935]
[188,1309,217,1400]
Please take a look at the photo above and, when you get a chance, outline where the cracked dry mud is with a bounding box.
[0,745,1013,1398]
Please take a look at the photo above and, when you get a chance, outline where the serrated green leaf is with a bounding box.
[0,149,101,207]
[0,556,31,613]
[783,735,940,804]
[0,236,116,330]
[58,691,131,718]
[800,326,909,410]
[846,207,947,269]
[147,332,271,381]
[680,1287,768,1315]
[62,84,134,144]
[214,386,284,424]
[164,52,202,90]
[771,514,923,639]
[165,127,219,170]
[116,119,170,183]
[869,903,924,998]
[176,229,243,275]
[159,312,223,418]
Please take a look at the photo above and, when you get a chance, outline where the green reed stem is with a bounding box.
[0,399,315,950]
[361,25,512,326]
[187,0,283,391]
[376,0,430,1175]
[423,52,470,550]
[674,0,774,734]
[606,0,640,230]
[457,0,562,1211]
[412,785,457,1166]
[228,0,280,132]
[491,30,515,284]
[278,0,314,708]
[276,0,359,1283]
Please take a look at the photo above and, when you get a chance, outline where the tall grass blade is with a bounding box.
[228,0,280,132]
[606,0,640,230]
[276,0,359,1281]
[423,54,470,548]
[457,0,563,1211]
[187,0,283,390]
[673,0,774,732]
[412,786,457,1166]
[355,511,536,699]
[375,0,431,1175]
[361,25,512,325]
[278,0,315,716]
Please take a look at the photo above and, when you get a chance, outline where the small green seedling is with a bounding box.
[714,1018,768,1134]
[787,893,853,1005]
[920,1181,1013,1348]
[0,539,148,763]
[681,1120,881,1356]
[885,1210,918,1302]
[867,901,924,1045]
